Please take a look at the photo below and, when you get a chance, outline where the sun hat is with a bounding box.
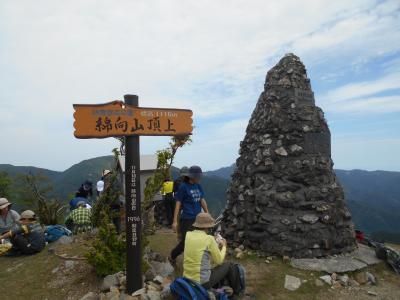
[0,198,12,210]
[193,213,216,229]
[180,166,189,177]
[20,210,36,220]
[103,169,111,177]
[188,165,203,180]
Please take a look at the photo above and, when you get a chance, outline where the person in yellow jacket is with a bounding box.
[183,212,234,292]
[161,178,175,225]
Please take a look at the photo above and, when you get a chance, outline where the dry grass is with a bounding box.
[0,235,100,300]
[148,229,400,300]
[1,230,398,300]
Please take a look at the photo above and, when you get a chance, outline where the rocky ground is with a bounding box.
[0,229,399,300]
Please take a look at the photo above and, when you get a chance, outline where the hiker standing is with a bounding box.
[183,213,239,297]
[173,166,189,198]
[65,201,92,234]
[0,210,45,255]
[96,176,105,197]
[161,178,175,226]
[169,165,209,263]
[0,198,20,235]
[75,180,93,204]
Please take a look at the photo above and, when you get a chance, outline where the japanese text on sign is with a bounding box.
[73,101,193,138]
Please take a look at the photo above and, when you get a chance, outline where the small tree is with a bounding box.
[143,135,191,210]
[0,171,12,198]
[87,148,127,276]
[87,136,190,276]
[14,173,65,225]
[86,215,126,276]
[91,148,121,227]
[142,135,191,234]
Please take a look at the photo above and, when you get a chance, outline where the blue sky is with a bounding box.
[0,0,399,172]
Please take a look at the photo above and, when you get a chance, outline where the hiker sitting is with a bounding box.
[0,198,20,235]
[0,210,45,255]
[183,213,238,297]
[65,201,92,234]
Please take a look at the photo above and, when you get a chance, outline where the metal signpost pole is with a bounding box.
[124,94,142,294]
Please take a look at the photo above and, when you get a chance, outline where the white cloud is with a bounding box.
[322,72,400,104]
[0,0,399,170]
[327,95,400,114]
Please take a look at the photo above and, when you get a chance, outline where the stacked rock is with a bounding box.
[221,53,356,258]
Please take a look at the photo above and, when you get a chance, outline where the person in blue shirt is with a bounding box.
[169,165,209,264]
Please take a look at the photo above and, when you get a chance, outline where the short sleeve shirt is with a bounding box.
[0,210,20,234]
[97,180,104,192]
[176,182,205,220]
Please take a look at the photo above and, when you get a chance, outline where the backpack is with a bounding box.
[170,277,211,300]
[229,263,246,295]
[45,225,72,243]
[213,289,229,300]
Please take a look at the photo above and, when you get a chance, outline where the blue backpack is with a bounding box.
[45,225,72,242]
[170,277,211,300]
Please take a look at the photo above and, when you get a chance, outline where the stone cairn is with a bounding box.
[221,53,356,258]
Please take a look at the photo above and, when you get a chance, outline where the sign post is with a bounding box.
[73,96,193,295]
[124,94,142,294]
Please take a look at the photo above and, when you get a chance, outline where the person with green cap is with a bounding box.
[0,210,45,255]
[169,165,209,263]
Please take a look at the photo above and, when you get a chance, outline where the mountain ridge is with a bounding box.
[1,158,400,243]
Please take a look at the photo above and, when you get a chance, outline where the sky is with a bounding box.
[0,0,399,172]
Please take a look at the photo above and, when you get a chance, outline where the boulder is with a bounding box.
[65,260,75,269]
[55,235,73,245]
[291,257,367,273]
[80,292,99,300]
[284,275,302,291]
[150,261,174,278]
[101,274,119,292]
[366,271,377,285]
[319,275,332,285]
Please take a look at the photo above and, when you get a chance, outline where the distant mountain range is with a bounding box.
[0,156,228,218]
[205,164,400,243]
[1,158,399,243]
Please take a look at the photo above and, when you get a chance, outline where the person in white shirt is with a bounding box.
[96,177,105,197]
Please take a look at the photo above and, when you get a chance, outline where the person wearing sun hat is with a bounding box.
[0,210,45,255]
[183,212,236,295]
[0,198,20,235]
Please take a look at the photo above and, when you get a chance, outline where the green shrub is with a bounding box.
[86,216,126,276]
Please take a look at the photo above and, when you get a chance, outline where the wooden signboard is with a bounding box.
[73,101,193,138]
[73,95,192,295]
